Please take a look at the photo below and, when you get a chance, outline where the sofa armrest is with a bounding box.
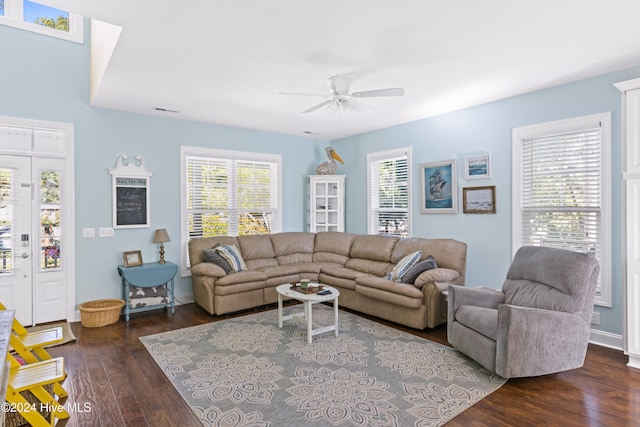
[414,267,459,288]
[496,304,590,377]
[190,262,226,278]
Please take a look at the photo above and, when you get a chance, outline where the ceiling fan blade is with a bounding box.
[351,87,405,98]
[328,74,354,94]
[279,91,327,97]
[301,100,333,114]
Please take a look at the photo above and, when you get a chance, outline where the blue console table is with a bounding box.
[117,261,178,321]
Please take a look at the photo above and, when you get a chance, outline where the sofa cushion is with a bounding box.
[215,270,267,287]
[256,264,300,278]
[237,235,278,270]
[215,244,247,272]
[237,235,276,260]
[454,305,498,340]
[270,232,315,264]
[386,251,422,281]
[202,244,233,274]
[313,232,357,264]
[400,255,437,285]
[350,235,398,262]
[344,258,393,277]
[355,276,423,309]
[356,275,424,299]
[319,265,368,281]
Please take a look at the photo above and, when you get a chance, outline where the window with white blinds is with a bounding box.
[367,147,411,237]
[512,113,611,307]
[181,146,281,273]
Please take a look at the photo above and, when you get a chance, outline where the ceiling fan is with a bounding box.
[280,74,405,114]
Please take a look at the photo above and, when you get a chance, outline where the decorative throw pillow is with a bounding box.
[202,244,233,274]
[386,251,422,282]
[400,255,437,284]
[214,244,247,272]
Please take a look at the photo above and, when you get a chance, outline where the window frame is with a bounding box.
[512,113,612,307]
[0,0,83,43]
[366,146,412,237]
[180,146,282,276]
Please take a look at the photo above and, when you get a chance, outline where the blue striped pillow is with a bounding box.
[386,251,422,282]
[214,244,247,272]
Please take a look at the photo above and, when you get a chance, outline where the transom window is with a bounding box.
[0,0,83,43]
[512,113,611,307]
[367,147,411,237]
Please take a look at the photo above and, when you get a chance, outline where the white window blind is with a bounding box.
[513,113,611,306]
[367,148,411,237]
[185,155,279,238]
[521,127,601,254]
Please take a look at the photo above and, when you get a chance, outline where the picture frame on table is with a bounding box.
[464,154,491,179]
[122,250,143,267]
[462,186,496,214]
[420,160,457,213]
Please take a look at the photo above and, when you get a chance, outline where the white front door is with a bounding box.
[0,155,66,325]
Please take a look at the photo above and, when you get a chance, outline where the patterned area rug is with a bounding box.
[140,305,505,427]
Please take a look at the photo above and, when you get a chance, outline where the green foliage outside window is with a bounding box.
[34,15,68,31]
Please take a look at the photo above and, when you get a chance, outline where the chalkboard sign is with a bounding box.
[109,156,152,229]
[116,181,148,226]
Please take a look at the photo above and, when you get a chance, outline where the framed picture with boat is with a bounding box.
[420,160,457,213]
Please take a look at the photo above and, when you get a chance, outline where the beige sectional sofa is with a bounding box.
[188,232,467,329]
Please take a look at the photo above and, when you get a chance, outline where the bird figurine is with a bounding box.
[316,146,344,175]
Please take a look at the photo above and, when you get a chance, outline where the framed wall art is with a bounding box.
[420,160,457,213]
[462,185,496,214]
[109,155,153,229]
[464,154,491,179]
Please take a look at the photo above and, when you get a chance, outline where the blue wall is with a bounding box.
[334,68,640,336]
[0,24,326,306]
[1,22,636,336]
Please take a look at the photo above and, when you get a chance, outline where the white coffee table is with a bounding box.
[276,283,340,344]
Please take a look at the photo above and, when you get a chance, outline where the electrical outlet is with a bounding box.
[591,312,600,325]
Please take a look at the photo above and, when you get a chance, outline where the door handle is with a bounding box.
[21,253,29,258]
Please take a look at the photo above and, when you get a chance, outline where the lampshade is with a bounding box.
[153,229,171,243]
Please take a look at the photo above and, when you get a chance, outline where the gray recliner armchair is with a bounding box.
[447,246,600,378]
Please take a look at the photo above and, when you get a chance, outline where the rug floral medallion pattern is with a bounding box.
[140,305,505,427]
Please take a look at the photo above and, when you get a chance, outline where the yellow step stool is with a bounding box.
[6,357,69,427]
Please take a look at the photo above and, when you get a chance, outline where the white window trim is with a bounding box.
[366,146,412,237]
[0,0,84,43]
[180,145,282,276]
[512,112,612,307]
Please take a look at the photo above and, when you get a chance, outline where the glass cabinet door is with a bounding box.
[310,175,345,232]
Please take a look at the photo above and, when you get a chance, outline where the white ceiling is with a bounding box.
[39,0,640,140]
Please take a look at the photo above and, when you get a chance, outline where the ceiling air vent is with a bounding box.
[152,107,180,114]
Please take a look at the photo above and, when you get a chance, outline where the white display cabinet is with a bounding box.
[615,77,640,369]
[309,175,345,232]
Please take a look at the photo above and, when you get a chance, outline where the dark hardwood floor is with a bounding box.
[47,303,640,427]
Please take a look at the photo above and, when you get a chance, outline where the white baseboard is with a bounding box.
[589,328,623,350]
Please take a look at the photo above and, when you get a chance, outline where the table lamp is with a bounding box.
[153,228,170,263]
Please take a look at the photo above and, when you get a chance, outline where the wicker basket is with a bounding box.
[79,299,125,327]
